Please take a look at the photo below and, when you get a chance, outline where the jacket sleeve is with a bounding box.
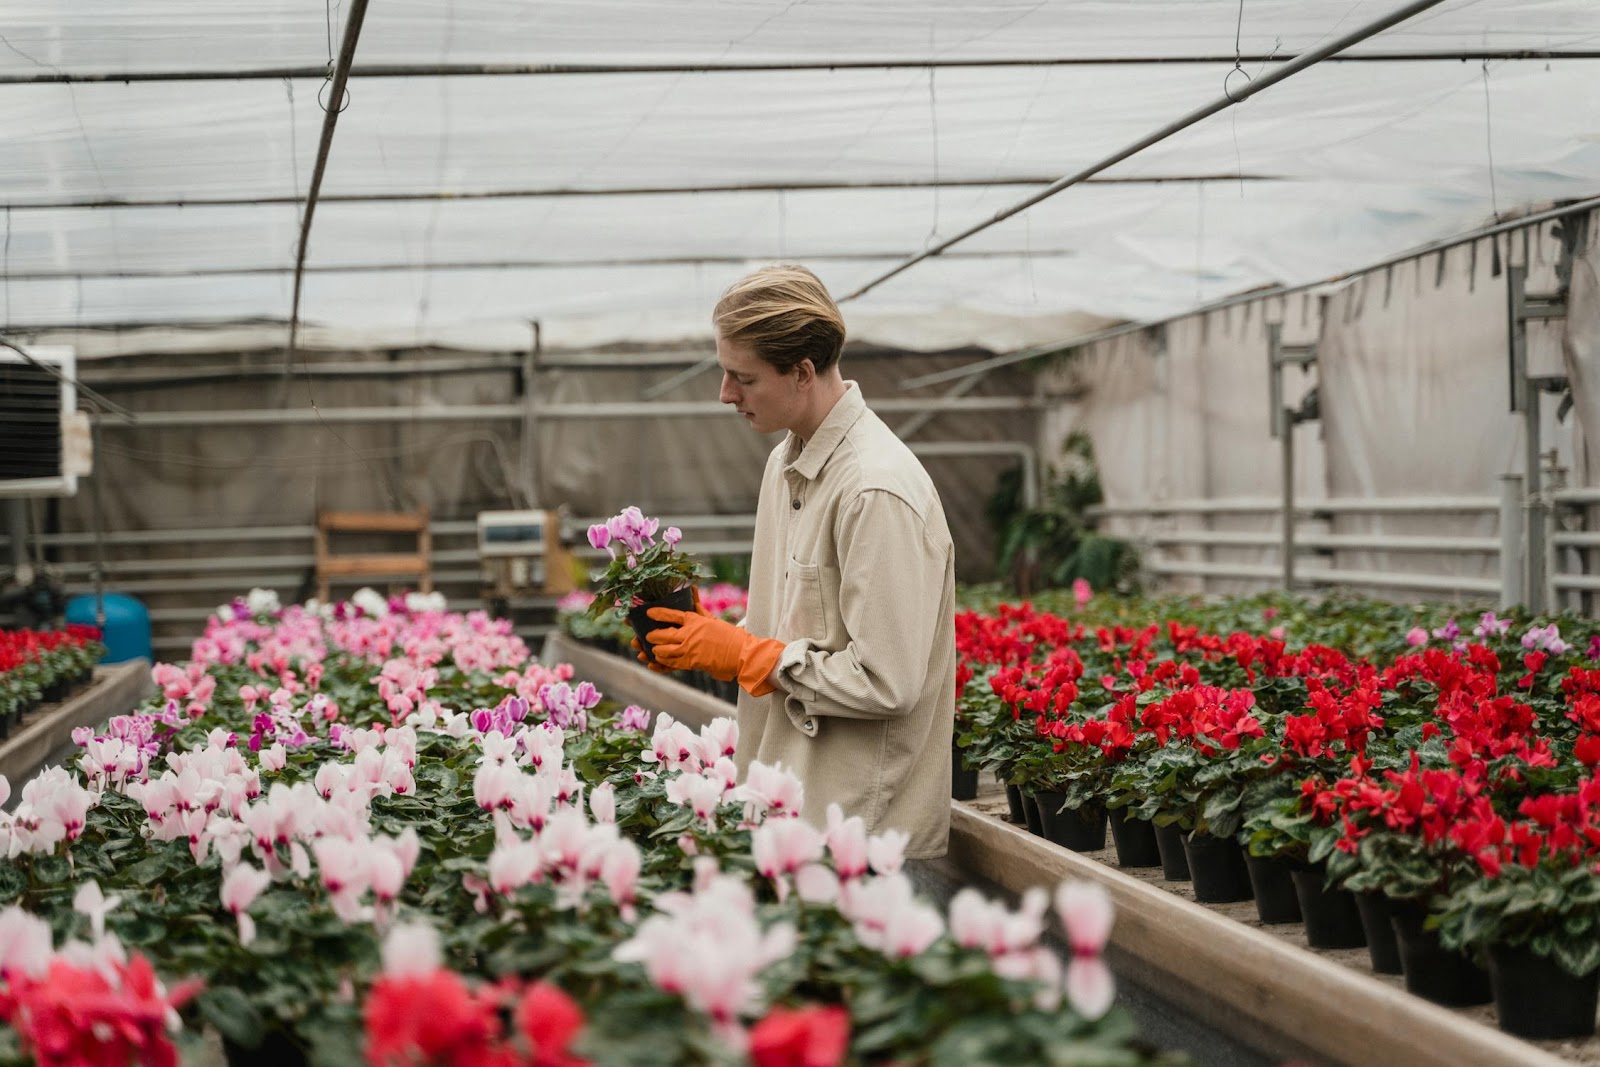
[776,489,949,723]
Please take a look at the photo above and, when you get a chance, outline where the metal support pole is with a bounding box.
[1281,410,1296,591]
[1499,473,1525,608]
[1523,398,1547,614]
[520,322,541,509]
[90,420,108,628]
[5,501,31,585]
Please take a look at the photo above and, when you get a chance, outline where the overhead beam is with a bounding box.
[284,0,370,378]
[92,395,1041,429]
[2,50,1595,85]
[0,247,1083,282]
[841,0,1453,303]
[900,190,1600,390]
[0,174,1284,212]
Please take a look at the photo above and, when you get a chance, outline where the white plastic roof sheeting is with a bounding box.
[3,1,1600,354]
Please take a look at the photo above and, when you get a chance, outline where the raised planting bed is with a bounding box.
[0,659,153,791]
[0,596,1172,1067]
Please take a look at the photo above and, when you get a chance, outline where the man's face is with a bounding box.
[717,334,800,435]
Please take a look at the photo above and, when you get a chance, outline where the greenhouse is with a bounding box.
[3,1,1600,1064]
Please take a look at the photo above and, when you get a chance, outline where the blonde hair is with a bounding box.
[713,265,846,374]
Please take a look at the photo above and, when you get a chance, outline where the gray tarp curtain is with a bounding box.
[1048,207,1600,603]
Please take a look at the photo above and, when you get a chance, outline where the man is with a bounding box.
[641,265,957,859]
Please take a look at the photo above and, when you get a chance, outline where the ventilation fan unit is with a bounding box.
[0,345,92,498]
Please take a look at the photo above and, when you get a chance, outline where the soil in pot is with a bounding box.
[1035,793,1106,851]
[951,746,979,801]
[626,587,698,664]
[1108,809,1162,868]
[1488,944,1600,1040]
[1005,783,1026,825]
[1288,865,1365,949]
[1153,821,1192,881]
[1353,891,1404,974]
[1182,832,1252,903]
[1390,902,1492,1006]
[1021,792,1044,838]
[1244,853,1302,925]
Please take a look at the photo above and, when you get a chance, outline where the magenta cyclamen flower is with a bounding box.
[619,705,652,732]
[1431,619,1461,642]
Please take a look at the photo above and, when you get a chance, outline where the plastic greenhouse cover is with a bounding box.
[2,1,1599,354]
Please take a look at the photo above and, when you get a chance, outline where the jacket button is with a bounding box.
[791,499,801,510]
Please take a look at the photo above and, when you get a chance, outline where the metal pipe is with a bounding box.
[91,395,1040,428]
[1088,496,1498,517]
[1148,558,1502,595]
[907,441,1040,510]
[842,0,1451,302]
[0,174,1284,212]
[900,192,1600,392]
[4,247,1086,283]
[284,0,371,378]
[1148,530,1501,553]
[1281,410,1296,591]
[4,502,31,586]
[4,50,1594,86]
[84,357,522,389]
[1500,474,1526,608]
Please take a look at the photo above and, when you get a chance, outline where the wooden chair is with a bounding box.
[314,508,432,603]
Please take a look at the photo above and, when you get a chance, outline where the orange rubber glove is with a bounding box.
[633,588,712,673]
[645,608,784,697]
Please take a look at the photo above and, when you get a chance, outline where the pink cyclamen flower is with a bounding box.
[824,804,869,881]
[1405,627,1429,647]
[752,819,825,899]
[587,524,615,558]
[1055,881,1116,1020]
[1072,577,1092,610]
[663,527,683,547]
[380,922,441,977]
[221,864,272,946]
[590,781,617,824]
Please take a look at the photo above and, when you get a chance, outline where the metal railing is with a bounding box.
[1090,494,1510,600]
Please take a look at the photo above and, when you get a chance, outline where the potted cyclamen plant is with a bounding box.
[585,507,702,664]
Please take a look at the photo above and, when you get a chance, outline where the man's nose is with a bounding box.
[719,374,738,404]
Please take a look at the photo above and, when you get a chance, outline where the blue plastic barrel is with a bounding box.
[65,592,153,664]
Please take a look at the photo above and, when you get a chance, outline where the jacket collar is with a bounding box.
[783,381,865,481]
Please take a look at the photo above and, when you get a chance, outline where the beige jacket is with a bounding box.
[736,383,956,858]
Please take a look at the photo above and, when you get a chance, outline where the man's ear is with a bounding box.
[794,358,817,389]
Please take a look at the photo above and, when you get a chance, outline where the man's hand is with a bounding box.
[645,608,784,696]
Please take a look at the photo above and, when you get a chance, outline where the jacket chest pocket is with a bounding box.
[779,558,827,642]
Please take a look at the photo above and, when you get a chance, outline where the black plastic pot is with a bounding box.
[626,587,698,664]
[1244,853,1303,925]
[1108,809,1162,868]
[1389,902,1492,1006]
[222,1030,309,1067]
[1353,891,1404,974]
[1021,792,1044,837]
[1153,821,1192,881]
[1182,832,1252,903]
[951,745,979,801]
[1488,944,1600,1040]
[1035,793,1107,851]
[1289,865,1365,949]
[1005,783,1026,825]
